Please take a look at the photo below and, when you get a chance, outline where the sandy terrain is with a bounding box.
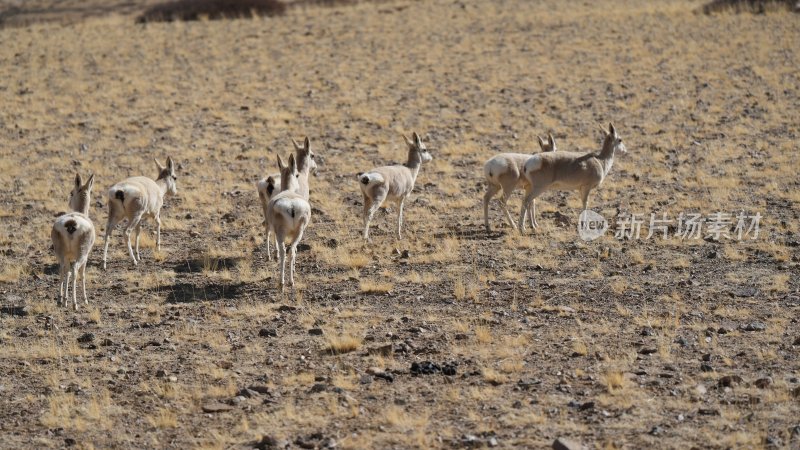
[0,0,799,448]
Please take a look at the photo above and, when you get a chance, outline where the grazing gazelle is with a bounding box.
[257,137,317,259]
[102,157,178,268]
[52,173,96,310]
[266,153,311,289]
[517,123,626,232]
[358,132,433,240]
[483,134,557,233]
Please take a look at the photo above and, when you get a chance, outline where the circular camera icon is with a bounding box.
[578,210,608,241]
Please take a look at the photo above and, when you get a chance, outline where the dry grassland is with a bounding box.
[0,0,799,448]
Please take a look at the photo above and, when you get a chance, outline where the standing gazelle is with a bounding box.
[266,153,312,289]
[52,173,96,310]
[103,157,177,268]
[483,134,557,233]
[257,137,317,259]
[517,123,626,232]
[358,132,433,240]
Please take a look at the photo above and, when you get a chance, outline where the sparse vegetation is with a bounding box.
[0,0,797,448]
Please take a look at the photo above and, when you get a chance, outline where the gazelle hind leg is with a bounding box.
[483,183,500,233]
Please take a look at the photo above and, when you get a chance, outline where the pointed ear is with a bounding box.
[74,173,83,188]
[155,158,165,172]
[303,137,310,152]
[166,157,175,174]
[598,124,609,137]
[608,123,617,136]
[403,134,414,147]
[412,132,422,145]
[277,154,286,171]
[537,136,546,150]
[84,174,95,191]
[548,133,556,149]
[288,153,297,172]
[291,138,303,151]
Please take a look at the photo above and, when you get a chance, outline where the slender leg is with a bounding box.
[58,261,67,306]
[362,196,372,240]
[134,223,142,262]
[518,185,546,233]
[364,196,383,241]
[288,218,308,287]
[501,191,518,231]
[155,214,162,251]
[103,218,118,270]
[71,264,78,311]
[397,198,406,240]
[483,183,500,234]
[64,267,72,308]
[581,188,591,212]
[529,199,537,228]
[80,260,88,305]
[278,238,287,291]
[125,213,144,266]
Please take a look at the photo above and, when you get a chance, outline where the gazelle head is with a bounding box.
[277,153,301,193]
[69,172,94,214]
[155,156,178,196]
[537,133,558,152]
[601,123,627,154]
[291,136,317,174]
[404,132,433,163]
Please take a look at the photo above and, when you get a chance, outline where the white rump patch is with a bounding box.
[525,155,543,173]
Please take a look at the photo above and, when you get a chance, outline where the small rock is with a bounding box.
[259,328,277,338]
[740,321,766,332]
[100,338,114,346]
[718,375,743,387]
[64,438,77,447]
[308,383,327,394]
[277,305,297,313]
[488,437,499,447]
[698,408,720,416]
[247,385,272,395]
[701,353,712,362]
[793,386,800,398]
[155,369,167,378]
[237,388,260,398]
[700,363,714,372]
[755,377,773,389]
[717,327,730,335]
[579,401,595,411]
[77,333,94,343]
[640,327,655,336]
[410,361,440,375]
[638,348,657,355]
[254,435,281,450]
[649,426,664,436]
[793,336,800,346]
[202,402,233,413]
[553,437,583,450]
[359,375,373,385]
[308,328,324,336]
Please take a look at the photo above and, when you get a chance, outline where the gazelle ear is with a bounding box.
[412,132,422,145]
[288,153,297,173]
[277,154,286,171]
[598,124,609,137]
[84,174,95,191]
[155,158,165,172]
[74,173,83,188]
[608,123,617,136]
[166,156,175,172]
[303,136,310,152]
[548,133,556,150]
[403,134,414,147]
[291,138,303,151]
[537,136,546,151]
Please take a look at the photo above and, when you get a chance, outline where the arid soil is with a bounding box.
[1,0,799,448]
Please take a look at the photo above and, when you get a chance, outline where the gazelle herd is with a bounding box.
[51,124,625,308]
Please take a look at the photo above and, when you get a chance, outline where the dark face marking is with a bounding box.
[267,185,275,195]
[361,176,369,185]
